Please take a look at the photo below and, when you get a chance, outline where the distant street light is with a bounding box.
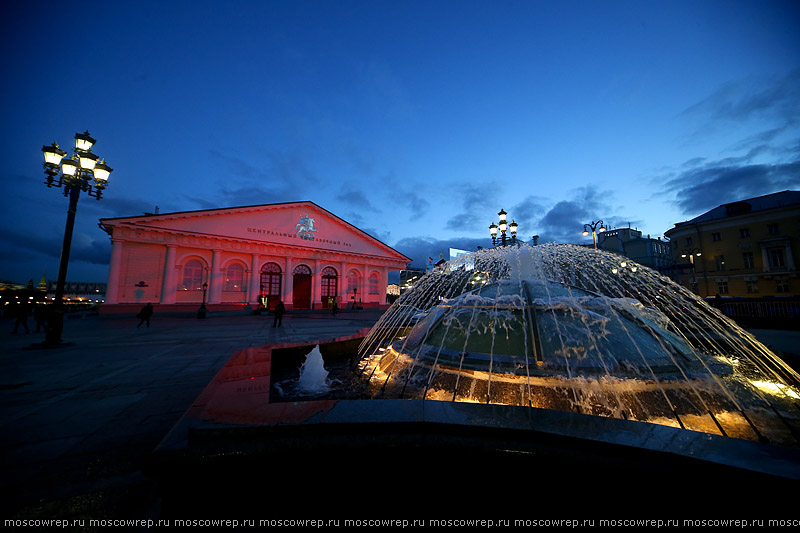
[681,248,702,293]
[41,131,113,345]
[612,261,639,298]
[611,261,638,274]
[582,220,606,249]
[490,209,518,246]
[680,248,702,265]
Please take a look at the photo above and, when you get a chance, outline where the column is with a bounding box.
[283,256,292,305]
[209,249,223,304]
[160,244,178,304]
[105,238,124,304]
[340,261,347,306]
[382,266,389,305]
[785,242,795,271]
[313,259,321,309]
[360,263,368,305]
[247,254,260,305]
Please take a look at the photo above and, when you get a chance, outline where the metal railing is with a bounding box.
[708,297,800,328]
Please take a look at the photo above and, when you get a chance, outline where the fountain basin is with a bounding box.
[358,244,800,447]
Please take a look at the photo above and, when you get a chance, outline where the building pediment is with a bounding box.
[100,201,410,263]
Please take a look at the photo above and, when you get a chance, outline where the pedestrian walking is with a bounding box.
[12,301,31,334]
[273,300,285,327]
[136,303,154,328]
[34,303,47,333]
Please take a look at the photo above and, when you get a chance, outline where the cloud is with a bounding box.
[334,181,383,228]
[395,186,639,264]
[180,183,300,211]
[664,160,800,215]
[336,187,380,211]
[83,195,157,218]
[663,69,800,217]
[445,184,497,232]
[445,213,478,232]
[537,200,591,241]
[360,226,392,244]
[511,195,546,232]
[205,147,320,209]
[208,149,261,180]
[529,186,644,243]
[393,235,490,268]
[183,147,322,211]
[681,69,800,125]
[395,189,430,219]
[1,225,109,267]
[679,69,800,157]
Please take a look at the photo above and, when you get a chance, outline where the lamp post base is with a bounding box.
[43,308,65,346]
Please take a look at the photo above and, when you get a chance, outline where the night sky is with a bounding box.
[2,0,799,285]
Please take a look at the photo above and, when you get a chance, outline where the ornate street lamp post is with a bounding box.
[582,220,606,249]
[198,282,209,318]
[489,209,518,247]
[41,131,113,345]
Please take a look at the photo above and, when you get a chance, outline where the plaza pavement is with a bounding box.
[1,308,797,522]
[0,308,384,521]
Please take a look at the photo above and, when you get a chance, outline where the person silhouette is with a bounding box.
[273,300,285,327]
[137,303,153,328]
[12,301,31,334]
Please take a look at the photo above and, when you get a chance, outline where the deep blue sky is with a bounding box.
[2,0,799,284]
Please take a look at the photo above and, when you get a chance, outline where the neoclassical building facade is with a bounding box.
[98,201,410,311]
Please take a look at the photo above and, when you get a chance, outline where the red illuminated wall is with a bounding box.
[99,201,410,310]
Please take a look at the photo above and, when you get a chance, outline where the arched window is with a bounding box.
[181,260,205,290]
[293,264,312,276]
[225,263,245,291]
[347,270,359,294]
[368,273,379,295]
[260,263,282,299]
[321,266,338,303]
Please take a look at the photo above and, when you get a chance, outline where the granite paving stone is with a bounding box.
[0,309,382,518]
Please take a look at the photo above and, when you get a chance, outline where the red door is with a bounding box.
[292,265,312,309]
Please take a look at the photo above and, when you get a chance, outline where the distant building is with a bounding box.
[46,281,106,303]
[399,269,426,293]
[664,190,799,298]
[598,227,674,275]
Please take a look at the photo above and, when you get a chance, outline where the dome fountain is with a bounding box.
[151,242,800,514]
[358,243,800,446]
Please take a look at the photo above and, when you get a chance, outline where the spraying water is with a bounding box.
[298,345,330,394]
[358,243,800,446]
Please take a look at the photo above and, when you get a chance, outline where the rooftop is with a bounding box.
[670,190,800,229]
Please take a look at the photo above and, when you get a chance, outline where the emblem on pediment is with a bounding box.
[295,214,317,240]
